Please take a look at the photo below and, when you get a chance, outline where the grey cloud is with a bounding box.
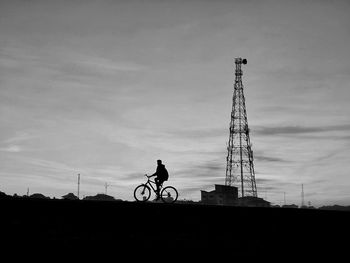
[255,179,300,195]
[188,160,224,178]
[255,178,298,187]
[53,60,144,82]
[117,172,145,182]
[255,178,278,184]
[0,145,22,153]
[331,135,350,140]
[173,159,225,179]
[166,128,225,139]
[257,186,281,192]
[292,134,350,141]
[254,155,288,163]
[168,149,225,156]
[1,46,145,84]
[180,187,204,196]
[253,124,350,136]
[196,161,222,173]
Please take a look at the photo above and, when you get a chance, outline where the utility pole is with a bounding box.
[283,192,286,206]
[301,184,305,208]
[104,182,109,195]
[27,188,29,196]
[77,173,80,199]
[225,58,257,198]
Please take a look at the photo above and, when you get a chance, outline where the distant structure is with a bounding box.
[29,193,50,199]
[83,194,115,201]
[77,173,80,199]
[301,184,305,208]
[237,196,270,207]
[62,193,79,200]
[104,182,109,195]
[0,191,9,199]
[225,58,257,198]
[282,204,299,209]
[201,185,238,205]
[201,185,269,207]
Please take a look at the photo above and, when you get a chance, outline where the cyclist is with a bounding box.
[150,160,169,200]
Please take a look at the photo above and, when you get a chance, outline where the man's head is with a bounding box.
[157,160,162,165]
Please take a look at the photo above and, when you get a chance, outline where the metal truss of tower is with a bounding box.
[225,58,258,198]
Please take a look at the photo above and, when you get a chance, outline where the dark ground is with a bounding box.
[1,198,349,259]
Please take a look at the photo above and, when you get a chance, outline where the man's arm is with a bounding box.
[150,167,160,177]
[149,171,157,177]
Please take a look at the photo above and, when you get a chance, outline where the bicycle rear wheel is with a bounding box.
[134,184,151,202]
[160,186,178,203]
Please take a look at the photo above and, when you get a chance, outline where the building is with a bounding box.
[201,184,238,205]
[237,196,270,207]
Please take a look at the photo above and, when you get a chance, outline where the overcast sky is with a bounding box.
[1,0,350,206]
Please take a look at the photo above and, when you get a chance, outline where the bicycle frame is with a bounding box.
[144,175,162,195]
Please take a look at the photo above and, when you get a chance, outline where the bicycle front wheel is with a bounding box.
[134,184,151,202]
[160,186,178,203]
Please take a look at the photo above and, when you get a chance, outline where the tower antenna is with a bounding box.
[225,58,257,198]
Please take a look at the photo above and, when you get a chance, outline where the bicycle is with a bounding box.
[134,174,178,203]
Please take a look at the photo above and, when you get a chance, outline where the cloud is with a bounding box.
[3,131,37,144]
[254,154,288,163]
[52,56,146,83]
[174,159,224,177]
[0,145,22,153]
[255,178,277,184]
[180,186,206,197]
[166,128,224,139]
[255,177,296,186]
[1,45,146,85]
[196,161,223,174]
[254,124,350,136]
[21,157,76,173]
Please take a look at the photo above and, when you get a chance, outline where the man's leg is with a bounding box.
[155,178,160,198]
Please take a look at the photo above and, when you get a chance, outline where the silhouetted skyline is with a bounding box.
[1,0,350,206]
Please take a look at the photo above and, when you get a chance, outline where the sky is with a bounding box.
[1,0,350,207]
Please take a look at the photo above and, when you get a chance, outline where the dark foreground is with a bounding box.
[1,198,349,258]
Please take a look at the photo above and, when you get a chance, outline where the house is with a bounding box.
[237,196,270,207]
[201,184,238,205]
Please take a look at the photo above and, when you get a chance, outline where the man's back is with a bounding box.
[156,164,168,181]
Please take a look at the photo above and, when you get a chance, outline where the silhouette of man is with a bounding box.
[150,160,169,200]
